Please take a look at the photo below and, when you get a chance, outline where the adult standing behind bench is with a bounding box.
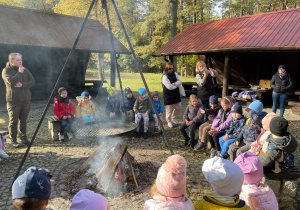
[270,65,293,117]
[162,62,182,128]
[195,61,218,110]
[2,53,35,148]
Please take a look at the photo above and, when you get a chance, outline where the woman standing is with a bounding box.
[195,61,218,110]
[162,62,182,128]
[270,65,293,117]
[2,53,35,147]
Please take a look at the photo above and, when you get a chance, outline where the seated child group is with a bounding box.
[49,85,298,209]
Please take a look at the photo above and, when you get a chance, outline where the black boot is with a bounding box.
[184,138,190,146]
[21,136,30,146]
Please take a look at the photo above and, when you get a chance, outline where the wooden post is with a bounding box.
[110,53,116,87]
[98,53,104,81]
[222,54,230,97]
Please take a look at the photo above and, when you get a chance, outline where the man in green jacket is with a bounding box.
[2,53,35,147]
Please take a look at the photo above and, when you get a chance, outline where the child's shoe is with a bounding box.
[167,122,173,128]
[154,127,159,133]
[136,132,141,138]
[67,132,74,141]
[184,138,190,146]
[210,148,217,158]
[11,139,20,148]
[59,133,65,141]
[194,141,205,151]
[190,140,196,149]
[0,149,9,158]
[144,132,148,139]
[21,136,30,146]
[171,119,179,124]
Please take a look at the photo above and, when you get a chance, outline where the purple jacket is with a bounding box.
[211,109,232,131]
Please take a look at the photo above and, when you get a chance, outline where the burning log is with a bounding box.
[80,142,138,195]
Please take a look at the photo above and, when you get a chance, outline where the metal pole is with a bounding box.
[116,54,124,99]
[10,0,98,189]
[111,0,174,155]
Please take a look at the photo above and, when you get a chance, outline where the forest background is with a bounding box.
[1,0,299,77]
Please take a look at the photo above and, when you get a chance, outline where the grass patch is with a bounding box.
[102,72,195,94]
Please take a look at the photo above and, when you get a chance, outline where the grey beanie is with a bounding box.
[58,87,67,94]
[278,65,285,70]
[152,91,159,97]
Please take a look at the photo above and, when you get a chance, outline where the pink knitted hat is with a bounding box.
[262,112,277,128]
[156,155,187,198]
[234,151,263,185]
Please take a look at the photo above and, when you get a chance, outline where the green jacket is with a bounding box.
[134,98,151,115]
[2,66,35,102]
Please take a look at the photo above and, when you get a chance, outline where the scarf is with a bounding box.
[206,191,239,204]
[279,71,287,79]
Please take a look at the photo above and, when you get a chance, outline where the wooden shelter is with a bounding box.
[0,5,129,101]
[153,8,300,98]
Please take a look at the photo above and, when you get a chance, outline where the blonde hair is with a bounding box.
[196,61,206,72]
[189,94,199,105]
[6,53,22,68]
[150,183,168,198]
[220,96,235,105]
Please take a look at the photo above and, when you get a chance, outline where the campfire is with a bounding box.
[80,142,139,196]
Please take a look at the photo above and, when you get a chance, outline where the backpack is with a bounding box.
[268,145,295,173]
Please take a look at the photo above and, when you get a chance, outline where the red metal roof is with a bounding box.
[0,5,129,53]
[153,8,300,56]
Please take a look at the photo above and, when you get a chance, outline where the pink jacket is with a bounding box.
[250,129,271,154]
[143,195,194,210]
[239,184,278,210]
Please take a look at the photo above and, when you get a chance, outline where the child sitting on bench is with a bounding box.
[75,90,96,123]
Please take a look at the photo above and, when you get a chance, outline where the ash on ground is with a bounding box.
[54,159,159,199]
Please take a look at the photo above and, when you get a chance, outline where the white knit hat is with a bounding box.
[202,157,244,196]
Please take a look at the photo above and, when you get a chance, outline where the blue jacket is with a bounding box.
[152,98,163,114]
[237,110,267,143]
[122,95,136,111]
[106,95,120,114]
[226,116,247,139]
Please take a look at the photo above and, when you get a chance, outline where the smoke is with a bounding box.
[86,136,125,195]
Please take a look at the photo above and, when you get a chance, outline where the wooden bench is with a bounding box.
[48,116,61,141]
[264,167,300,179]
[287,90,300,115]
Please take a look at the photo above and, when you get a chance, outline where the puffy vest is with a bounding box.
[162,72,181,105]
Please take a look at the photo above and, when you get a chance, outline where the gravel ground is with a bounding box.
[0,98,299,210]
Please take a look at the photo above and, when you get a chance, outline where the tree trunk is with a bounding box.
[193,0,196,24]
[169,0,178,70]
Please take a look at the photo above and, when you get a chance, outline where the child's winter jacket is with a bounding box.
[205,106,220,123]
[239,184,278,210]
[250,129,271,154]
[226,116,247,139]
[134,98,151,115]
[53,95,75,119]
[259,132,298,173]
[143,195,194,210]
[194,195,250,210]
[152,98,163,114]
[75,97,95,117]
[236,110,267,143]
[183,101,204,123]
[122,95,136,112]
[106,95,120,114]
[211,108,232,131]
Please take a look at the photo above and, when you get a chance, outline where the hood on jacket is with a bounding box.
[268,133,298,153]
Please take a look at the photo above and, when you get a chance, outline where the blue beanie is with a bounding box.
[231,102,243,115]
[248,101,263,114]
[12,167,52,200]
[209,95,218,104]
[138,88,147,97]
[81,90,89,98]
